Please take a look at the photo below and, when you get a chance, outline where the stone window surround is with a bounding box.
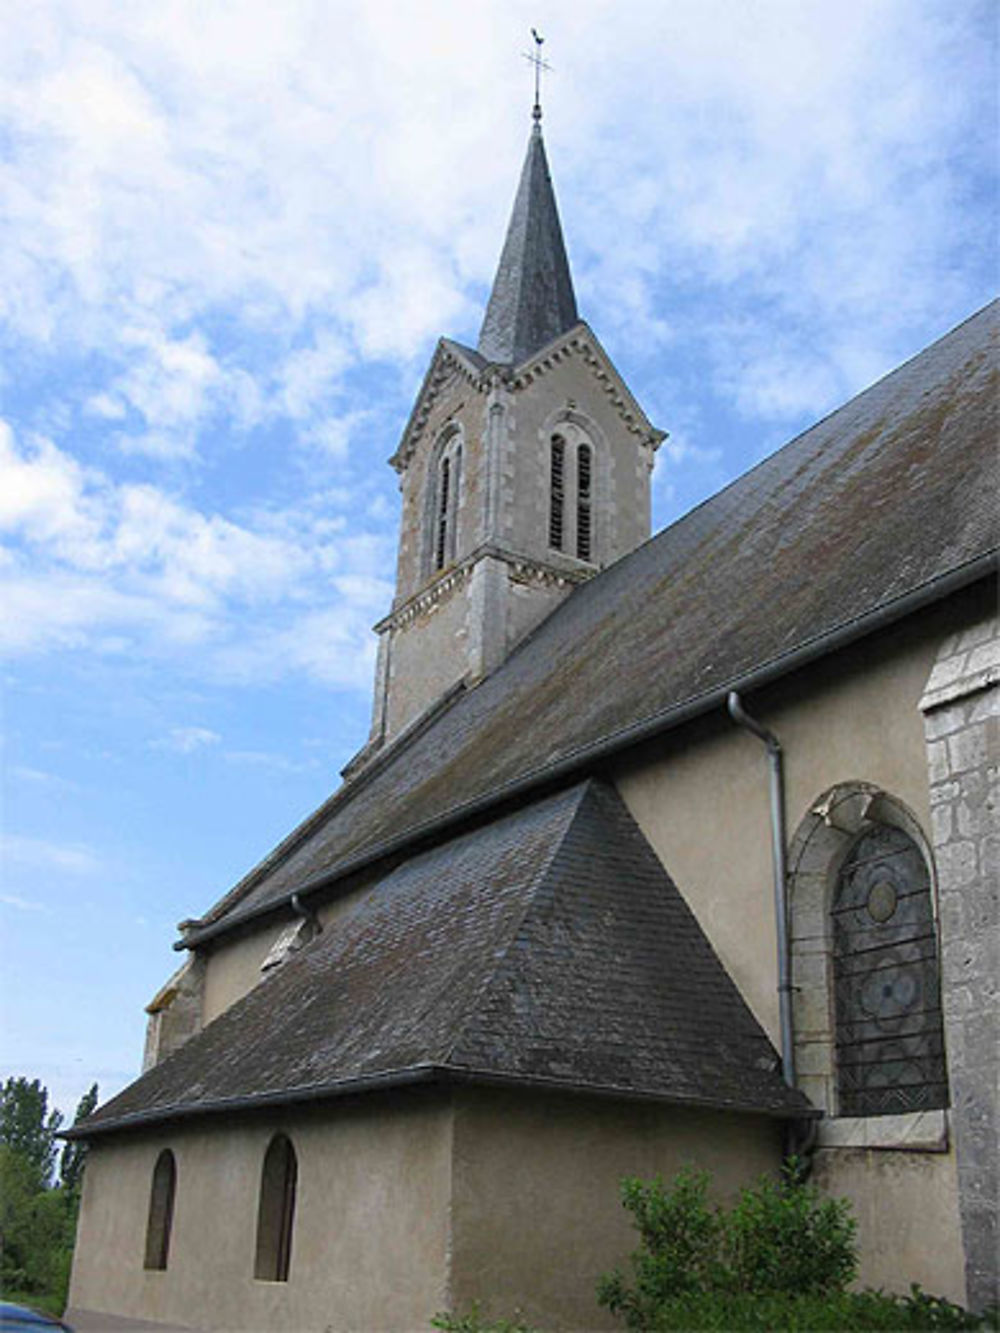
[788,780,949,1153]
[423,423,464,578]
[540,406,606,569]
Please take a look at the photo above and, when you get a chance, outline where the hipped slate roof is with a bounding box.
[189,300,998,944]
[77,784,810,1138]
[477,122,578,365]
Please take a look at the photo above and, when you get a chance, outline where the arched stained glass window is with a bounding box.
[254,1133,297,1282]
[143,1149,176,1271]
[833,824,948,1116]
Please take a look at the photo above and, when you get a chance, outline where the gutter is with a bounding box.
[179,551,996,951]
[63,1062,817,1142]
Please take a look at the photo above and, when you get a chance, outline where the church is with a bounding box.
[66,96,997,1332]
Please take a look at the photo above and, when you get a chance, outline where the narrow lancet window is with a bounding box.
[577,443,592,562]
[144,1149,176,1271]
[549,435,565,550]
[254,1134,297,1282]
[435,456,451,570]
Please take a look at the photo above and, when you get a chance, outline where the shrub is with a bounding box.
[597,1164,995,1331]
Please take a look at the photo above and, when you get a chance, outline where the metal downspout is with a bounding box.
[726,691,795,1088]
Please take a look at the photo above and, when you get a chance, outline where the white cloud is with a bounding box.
[0,893,49,912]
[2,834,100,877]
[155,726,221,754]
[0,418,393,683]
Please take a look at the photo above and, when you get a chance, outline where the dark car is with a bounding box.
[0,1305,73,1332]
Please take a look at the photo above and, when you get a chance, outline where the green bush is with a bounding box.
[628,1286,988,1330]
[597,1164,993,1331]
[598,1162,857,1327]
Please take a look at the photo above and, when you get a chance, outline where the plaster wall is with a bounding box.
[200,878,376,1026]
[811,1146,965,1302]
[68,1092,453,1333]
[612,618,946,1047]
[612,604,984,1305]
[449,1087,781,1331]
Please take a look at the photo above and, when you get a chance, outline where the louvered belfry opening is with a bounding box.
[576,443,592,562]
[832,825,948,1116]
[549,434,565,550]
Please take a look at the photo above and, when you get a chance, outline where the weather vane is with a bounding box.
[523,28,552,123]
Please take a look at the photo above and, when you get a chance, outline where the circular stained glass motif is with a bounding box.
[867,879,898,923]
[860,959,922,1020]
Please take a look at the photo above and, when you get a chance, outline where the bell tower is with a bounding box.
[355,104,665,768]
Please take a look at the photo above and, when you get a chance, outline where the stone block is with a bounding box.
[793,991,832,1040]
[982,833,1000,880]
[929,779,961,806]
[927,739,951,784]
[937,840,978,887]
[926,653,970,694]
[970,690,1000,725]
[948,728,988,774]
[967,639,1000,675]
[924,706,967,740]
[958,620,999,652]
[931,802,953,843]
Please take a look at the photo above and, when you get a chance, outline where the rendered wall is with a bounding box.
[449,1087,782,1331]
[68,1092,453,1333]
[613,599,990,1305]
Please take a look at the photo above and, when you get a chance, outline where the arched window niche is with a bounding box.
[254,1133,297,1283]
[425,425,463,576]
[543,412,603,566]
[143,1148,177,1271]
[787,782,950,1151]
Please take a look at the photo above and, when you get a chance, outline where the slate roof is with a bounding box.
[77,783,811,1138]
[188,300,999,945]
[477,121,578,365]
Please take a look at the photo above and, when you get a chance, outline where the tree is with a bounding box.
[60,1082,98,1199]
[0,1077,63,1189]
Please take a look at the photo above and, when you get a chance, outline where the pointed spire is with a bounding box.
[477,118,579,366]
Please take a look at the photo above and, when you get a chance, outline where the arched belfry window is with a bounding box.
[144,1149,176,1271]
[254,1134,297,1282]
[832,824,948,1116]
[549,434,566,550]
[576,443,592,561]
[430,429,462,573]
[547,421,598,564]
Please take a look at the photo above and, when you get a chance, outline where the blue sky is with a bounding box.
[1,0,996,1121]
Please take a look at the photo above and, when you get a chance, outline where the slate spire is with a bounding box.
[477,114,579,366]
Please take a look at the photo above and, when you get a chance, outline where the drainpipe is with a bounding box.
[726,691,795,1089]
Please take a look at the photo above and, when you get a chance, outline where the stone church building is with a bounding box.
[67,107,997,1331]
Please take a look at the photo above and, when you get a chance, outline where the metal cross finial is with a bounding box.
[523,28,552,124]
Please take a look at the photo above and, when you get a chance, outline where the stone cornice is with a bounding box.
[375,545,591,635]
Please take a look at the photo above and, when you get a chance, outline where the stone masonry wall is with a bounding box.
[920,613,999,1312]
